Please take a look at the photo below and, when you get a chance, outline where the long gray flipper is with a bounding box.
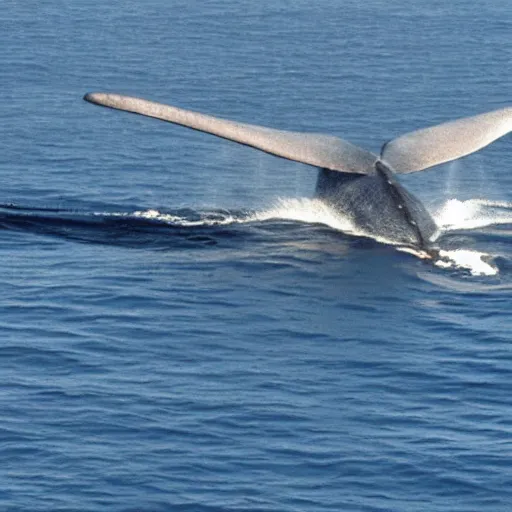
[84,93,376,175]
[382,107,512,174]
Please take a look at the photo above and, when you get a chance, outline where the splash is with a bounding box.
[427,198,512,275]
[251,198,357,232]
[130,198,358,233]
[434,198,512,231]
[434,249,498,276]
[130,199,401,245]
[109,197,512,238]
[425,198,512,275]
[122,196,511,277]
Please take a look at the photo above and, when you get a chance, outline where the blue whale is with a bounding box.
[84,93,511,257]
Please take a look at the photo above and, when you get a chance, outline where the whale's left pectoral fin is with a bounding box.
[84,93,377,175]
[381,106,512,174]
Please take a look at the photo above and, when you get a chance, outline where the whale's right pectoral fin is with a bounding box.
[84,93,377,175]
[382,106,512,174]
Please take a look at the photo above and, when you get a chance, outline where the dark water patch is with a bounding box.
[0,205,248,250]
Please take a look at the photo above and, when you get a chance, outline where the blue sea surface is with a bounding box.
[1,1,512,511]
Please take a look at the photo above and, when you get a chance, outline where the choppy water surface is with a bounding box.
[1,1,511,511]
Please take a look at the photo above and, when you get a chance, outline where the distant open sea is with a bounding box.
[1,1,511,511]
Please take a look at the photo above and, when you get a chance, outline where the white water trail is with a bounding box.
[131,208,245,227]
[130,198,358,232]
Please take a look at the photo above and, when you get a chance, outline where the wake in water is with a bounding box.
[131,197,512,276]
[1,197,511,276]
[131,198,356,232]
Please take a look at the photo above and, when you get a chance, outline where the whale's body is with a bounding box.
[315,165,437,249]
[84,93,511,256]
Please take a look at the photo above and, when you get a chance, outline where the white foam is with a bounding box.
[434,198,512,231]
[131,208,248,227]
[102,195,511,277]
[434,249,498,276]
[129,198,359,233]
[250,198,357,233]
[428,198,512,276]
[105,197,512,237]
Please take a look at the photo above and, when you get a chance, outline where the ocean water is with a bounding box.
[1,1,512,511]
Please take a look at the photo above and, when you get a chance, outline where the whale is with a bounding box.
[83,93,512,257]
